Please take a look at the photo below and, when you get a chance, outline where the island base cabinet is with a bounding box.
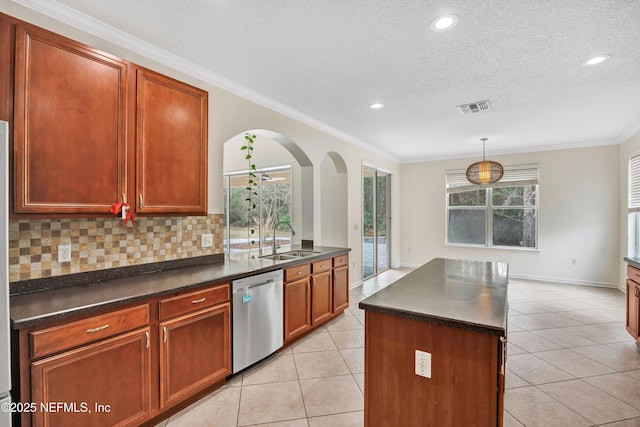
[30,328,151,427]
[364,311,502,427]
[159,303,230,408]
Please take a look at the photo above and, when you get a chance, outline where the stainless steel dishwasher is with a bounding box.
[232,269,283,373]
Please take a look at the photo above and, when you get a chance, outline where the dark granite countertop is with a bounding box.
[624,257,640,270]
[359,258,508,336]
[11,246,349,329]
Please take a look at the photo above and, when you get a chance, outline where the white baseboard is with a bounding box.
[507,273,622,290]
[349,280,363,290]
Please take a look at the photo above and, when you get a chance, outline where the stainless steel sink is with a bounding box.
[281,250,319,257]
[259,254,299,261]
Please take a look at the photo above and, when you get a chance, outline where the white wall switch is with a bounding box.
[58,244,71,263]
[201,233,213,248]
[415,350,431,378]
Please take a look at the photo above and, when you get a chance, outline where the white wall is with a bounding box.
[1,2,401,285]
[400,145,621,287]
[320,154,348,247]
[619,129,640,287]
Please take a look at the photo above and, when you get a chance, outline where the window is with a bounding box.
[223,166,292,255]
[628,154,640,257]
[446,165,539,249]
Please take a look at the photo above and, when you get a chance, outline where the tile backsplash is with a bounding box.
[9,214,224,282]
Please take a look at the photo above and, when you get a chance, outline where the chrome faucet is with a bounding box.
[272,221,296,255]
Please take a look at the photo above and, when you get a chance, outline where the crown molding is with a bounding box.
[405,137,622,164]
[10,0,400,163]
[615,121,640,144]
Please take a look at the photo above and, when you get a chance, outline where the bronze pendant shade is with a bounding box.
[466,138,503,185]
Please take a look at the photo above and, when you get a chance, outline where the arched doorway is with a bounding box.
[222,130,313,256]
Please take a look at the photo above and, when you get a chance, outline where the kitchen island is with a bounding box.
[359,258,508,427]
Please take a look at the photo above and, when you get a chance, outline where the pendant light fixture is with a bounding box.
[466,138,503,185]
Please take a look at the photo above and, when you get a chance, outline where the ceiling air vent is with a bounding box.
[457,100,491,115]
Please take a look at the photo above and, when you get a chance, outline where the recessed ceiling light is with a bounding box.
[430,14,459,32]
[582,54,611,66]
[369,103,385,109]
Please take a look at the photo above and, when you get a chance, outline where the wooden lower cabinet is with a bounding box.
[282,255,351,346]
[332,265,349,313]
[159,303,230,408]
[627,279,640,341]
[30,328,151,427]
[20,284,232,426]
[311,270,333,325]
[284,277,311,343]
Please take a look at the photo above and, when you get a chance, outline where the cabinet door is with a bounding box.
[284,278,311,343]
[627,280,639,340]
[332,265,349,313]
[31,328,151,427]
[135,68,207,215]
[311,271,333,326]
[13,22,128,214]
[160,303,230,408]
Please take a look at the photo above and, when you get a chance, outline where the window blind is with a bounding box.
[446,164,539,193]
[628,155,640,211]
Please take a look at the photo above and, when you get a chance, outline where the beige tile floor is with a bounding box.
[155,269,640,427]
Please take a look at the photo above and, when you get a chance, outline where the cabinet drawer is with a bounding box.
[628,265,640,284]
[333,254,349,268]
[30,304,150,359]
[285,263,310,282]
[160,283,230,321]
[312,258,332,274]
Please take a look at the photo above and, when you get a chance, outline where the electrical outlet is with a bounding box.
[571,258,577,265]
[58,244,71,263]
[415,350,431,378]
[201,233,213,248]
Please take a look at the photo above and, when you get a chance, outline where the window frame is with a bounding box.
[627,152,640,257]
[223,165,293,255]
[445,165,539,250]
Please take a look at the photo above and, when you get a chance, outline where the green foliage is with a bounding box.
[241,133,258,247]
[362,175,388,235]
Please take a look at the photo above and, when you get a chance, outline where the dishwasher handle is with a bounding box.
[232,278,277,293]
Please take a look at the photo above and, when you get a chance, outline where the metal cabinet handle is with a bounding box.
[139,194,144,208]
[145,331,150,349]
[86,324,109,333]
[191,297,206,304]
[163,326,167,343]
[297,271,302,275]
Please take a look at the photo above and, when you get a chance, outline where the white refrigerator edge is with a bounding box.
[1,120,12,426]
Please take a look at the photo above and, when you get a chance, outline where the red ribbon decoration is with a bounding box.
[109,201,134,227]
[123,206,135,227]
[110,201,123,216]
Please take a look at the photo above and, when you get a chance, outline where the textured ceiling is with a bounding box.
[25,0,640,162]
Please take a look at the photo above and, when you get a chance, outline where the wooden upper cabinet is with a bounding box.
[13,22,128,214]
[7,15,209,216]
[135,68,208,215]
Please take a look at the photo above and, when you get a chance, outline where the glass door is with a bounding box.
[362,166,391,279]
